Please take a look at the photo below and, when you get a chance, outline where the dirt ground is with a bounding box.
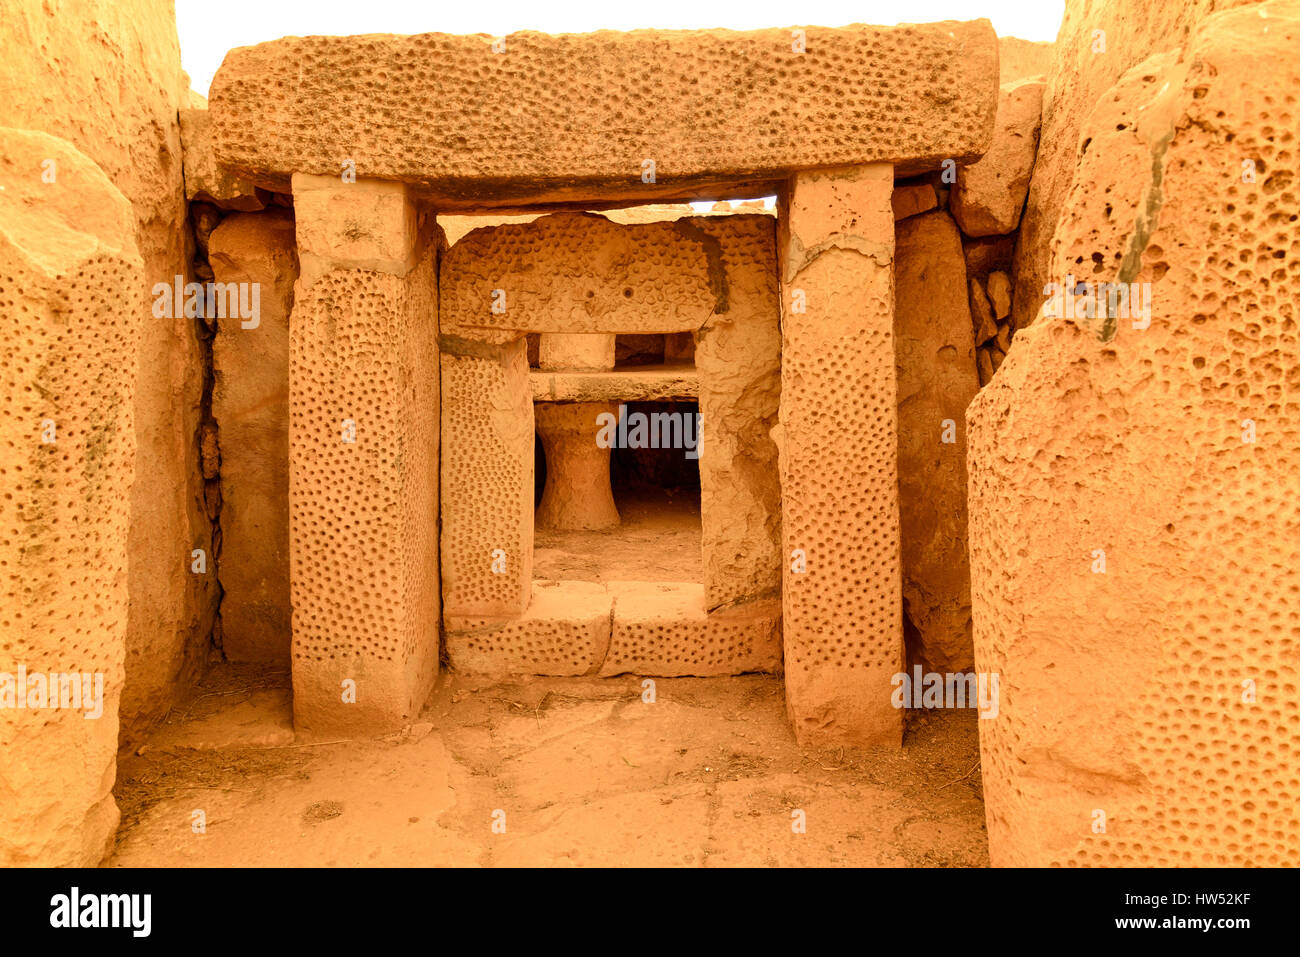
[533,487,703,582]
[110,664,989,867]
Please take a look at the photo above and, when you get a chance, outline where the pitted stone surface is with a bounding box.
[778,164,903,748]
[289,243,441,736]
[445,580,612,676]
[440,213,721,334]
[440,339,534,620]
[0,129,142,865]
[968,1,1300,868]
[209,22,998,199]
[600,583,781,677]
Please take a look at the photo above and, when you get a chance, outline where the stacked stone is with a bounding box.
[893,52,1049,389]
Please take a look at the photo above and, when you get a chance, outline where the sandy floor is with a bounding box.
[110,665,989,867]
[533,487,703,582]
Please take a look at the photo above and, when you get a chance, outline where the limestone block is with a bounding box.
[288,236,441,736]
[599,583,781,677]
[179,108,264,210]
[440,338,534,620]
[0,129,142,865]
[439,213,722,334]
[892,183,939,221]
[950,79,1045,237]
[530,367,699,403]
[292,174,418,286]
[208,209,298,662]
[445,580,613,675]
[0,0,214,744]
[538,333,616,372]
[1008,0,1228,332]
[997,36,1053,83]
[894,211,979,672]
[970,278,999,346]
[968,1,1300,867]
[691,214,782,610]
[986,270,1012,319]
[209,22,999,202]
[778,164,903,747]
[962,234,1016,284]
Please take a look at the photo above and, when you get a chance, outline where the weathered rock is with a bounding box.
[894,212,979,672]
[291,242,443,735]
[0,129,142,865]
[892,182,939,221]
[1008,0,1239,331]
[970,279,999,345]
[968,0,1300,867]
[209,209,298,662]
[179,108,265,210]
[986,271,1012,319]
[998,35,1053,83]
[962,234,1016,283]
[534,402,621,531]
[209,22,999,204]
[692,214,782,611]
[441,213,722,334]
[976,346,994,386]
[779,165,902,747]
[951,78,1045,237]
[0,0,212,749]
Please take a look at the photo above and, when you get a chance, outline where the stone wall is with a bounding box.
[0,130,143,866]
[969,0,1300,865]
[0,0,214,747]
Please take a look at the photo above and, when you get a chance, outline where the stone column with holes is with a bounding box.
[288,173,442,736]
[777,164,903,748]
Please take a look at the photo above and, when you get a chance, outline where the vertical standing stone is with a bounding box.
[208,209,298,663]
[0,131,142,864]
[777,164,903,747]
[439,332,534,621]
[289,174,441,735]
[692,213,782,612]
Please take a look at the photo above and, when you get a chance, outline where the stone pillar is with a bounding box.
[777,164,903,747]
[535,333,619,532]
[535,402,620,531]
[288,173,441,736]
[208,209,298,663]
[0,130,142,864]
[439,335,534,620]
[691,213,782,611]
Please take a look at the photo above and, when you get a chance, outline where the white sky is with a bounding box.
[178,0,1065,96]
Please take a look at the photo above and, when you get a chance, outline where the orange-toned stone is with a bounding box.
[778,164,903,748]
[894,211,979,673]
[209,23,999,204]
[208,209,298,663]
[968,1,1300,867]
[0,129,142,865]
[289,198,442,735]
